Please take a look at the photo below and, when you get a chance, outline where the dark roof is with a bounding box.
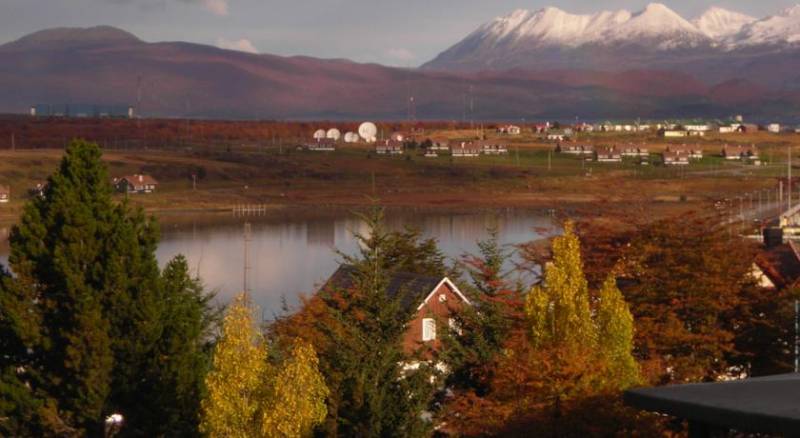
[624,374,800,435]
[321,264,443,312]
[755,241,800,290]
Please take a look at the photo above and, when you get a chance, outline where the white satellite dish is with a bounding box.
[344,132,358,143]
[358,122,378,143]
[313,129,326,140]
[326,128,341,141]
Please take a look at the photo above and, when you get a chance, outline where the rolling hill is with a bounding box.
[0,25,799,120]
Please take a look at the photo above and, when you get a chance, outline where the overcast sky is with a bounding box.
[1,0,798,66]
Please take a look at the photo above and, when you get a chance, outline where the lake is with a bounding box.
[0,209,556,317]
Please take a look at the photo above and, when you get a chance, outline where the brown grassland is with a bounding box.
[0,117,796,229]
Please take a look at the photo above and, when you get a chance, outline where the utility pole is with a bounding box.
[789,146,793,212]
[243,222,252,295]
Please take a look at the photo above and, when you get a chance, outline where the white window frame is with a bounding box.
[422,318,436,342]
[438,293,447,303]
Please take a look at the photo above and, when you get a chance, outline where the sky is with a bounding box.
[1,0,799,66]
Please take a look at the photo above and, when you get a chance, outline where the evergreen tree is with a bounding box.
[525,220,596,349]
[0,140,216,435]
[201,293,268,437]
[273,207,441,436]
[596,275,640,390]
[127,255,217,436]
[260,339,328,437]
[443,227,522,394]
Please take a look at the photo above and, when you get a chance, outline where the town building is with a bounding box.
[114,174,158,194]
[376,140,404,155]
[451,142,481,157]
[556,144,593,155]
[595,146,622,163]
[320,265,471,356]
[307,138,336,151]
[666,146,703,159]
[428,139,450,151]
[479,140,508,155]
[497,125,521,135]
[662,151,690,166]
[721,145,758,160]
[660,129,688,138]
[768,123,781,133]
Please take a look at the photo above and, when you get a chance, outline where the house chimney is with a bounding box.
[138,175,143,182]
[764,227,784,249]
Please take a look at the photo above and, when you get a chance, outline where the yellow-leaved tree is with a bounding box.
[596,275,640,390]
[259,339,329,437]
[525,220,596,350]
[201,293,328,438]
[201,293,269,437]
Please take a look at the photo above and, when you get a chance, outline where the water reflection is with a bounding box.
[0,209,557,317]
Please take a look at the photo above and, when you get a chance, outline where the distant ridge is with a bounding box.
[1,26,142,50]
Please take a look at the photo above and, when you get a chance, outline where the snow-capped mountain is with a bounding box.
[692,7,756,40]
[423,3,800,74]
[733,5,800,46]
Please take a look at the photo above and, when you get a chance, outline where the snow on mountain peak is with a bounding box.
[458,4,800,55]
[693,6,756,39]
[734,4,800,46]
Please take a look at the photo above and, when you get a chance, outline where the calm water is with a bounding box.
[0,209,556,317]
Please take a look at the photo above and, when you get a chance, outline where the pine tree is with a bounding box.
[0,140,215,435]
[201,293,268,437]
[128,255,217,436]
[525,220,596,349]
[596,275,640,390]
[259,339,328,437]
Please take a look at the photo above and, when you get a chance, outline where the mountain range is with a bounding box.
[423,3,800,90]
[2,4,800,120]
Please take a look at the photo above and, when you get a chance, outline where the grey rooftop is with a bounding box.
[624,374,800,437]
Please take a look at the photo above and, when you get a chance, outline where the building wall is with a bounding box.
[403,281,466,356]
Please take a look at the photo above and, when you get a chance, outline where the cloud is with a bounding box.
[216,37,258,53]
[200,0,227,16]
[106,0,228,16]
[385,48,416,63]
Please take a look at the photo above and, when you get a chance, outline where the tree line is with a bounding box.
[1,139,793,436]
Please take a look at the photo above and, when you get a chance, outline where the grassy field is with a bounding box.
[0,118,797,227]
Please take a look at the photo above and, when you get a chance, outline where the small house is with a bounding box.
[451,142,481,157]
[429,139,450,151]
[320,265,471,356]
[660,129,688,138]
[115,174,158,194]
[722,145,758,160]
[0,185,9,203]
[768,123,781,134]
[497,125,521,135]
[479,140,508,155]
[621,146,649,157]
[556,144,593,155]
[662,151,690,166]
[307,138,336,151]
[595,147,622,163]
[376,140,404,155]
[667,146,703,159]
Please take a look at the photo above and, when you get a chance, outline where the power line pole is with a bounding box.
[243,222,252,295]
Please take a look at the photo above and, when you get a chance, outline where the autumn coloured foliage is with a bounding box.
[201,293,328,438]
[444,221,644,435]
